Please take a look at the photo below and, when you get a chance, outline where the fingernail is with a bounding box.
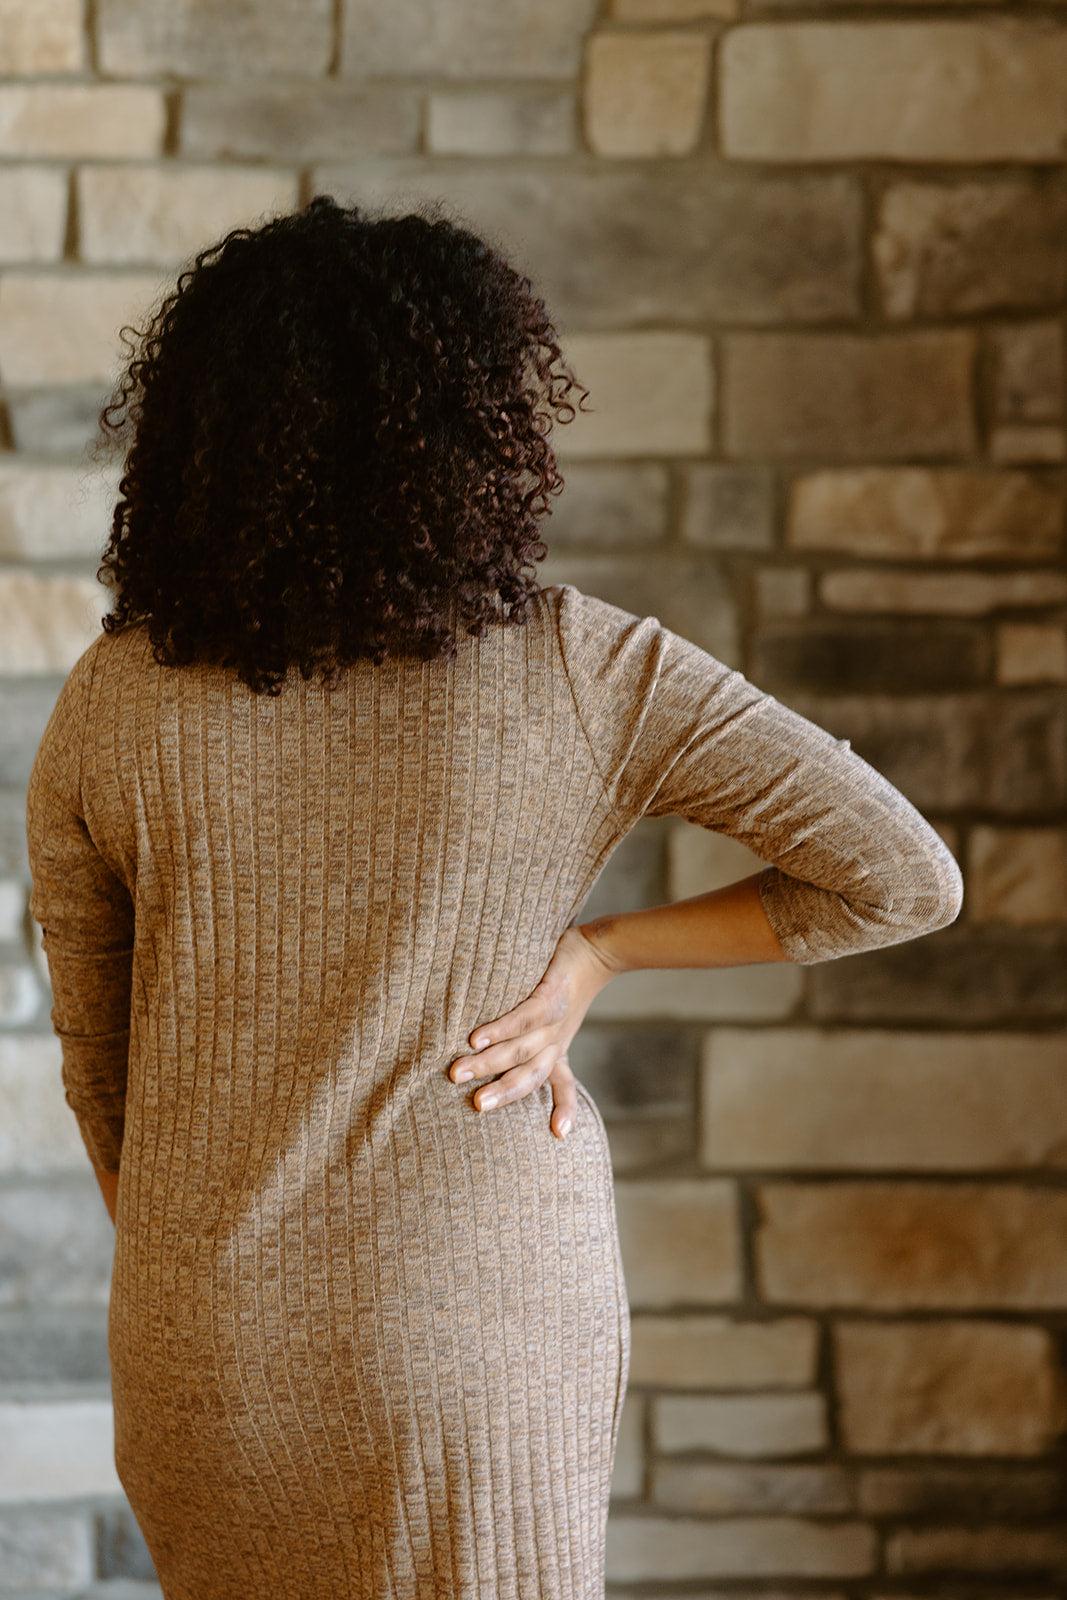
[479,1094,497,1110]
[453,1068,472,1083]
[557,1118,571,1138]
[472,1036,488,1050]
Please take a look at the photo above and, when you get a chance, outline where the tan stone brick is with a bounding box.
[757,1183,1067,1309]
[0,1399,122,1501]
[0,1037,84,1174]
[682,465,775,550]
[79,167,298,267]
[0,464,119,560]
[720,22,1067,161]
[887,1524,1067,1574]
[667,824,768,901]
[860,1463,1064,1520]
[996,622,1067,685]
[0,86,164,159]
[610,1394,644,1498]
[342,0,597,77]
[0,273,163,386]
[874,182,1067,320]
[994,321,1064,423]
[755,568,810,618]
[0,575,104,675]
[182,86,419,161]
[819,568,1067,616]
[427,91,574,156]
[0,170,67,265]
[586,962,803,1022]
[989,424,1066,464]
[584,31,711,158]
[99,0,332,76]
[701,1030,1067,1172]
[789,468,1061,560]
[605,1514,876,1582]
[0,0,82,72]
[654,1392,827,1456]
[652,1461,851,1515]
[546,465,668,547]
[723,333,974,460]
[969,827,1067,925]
[614,1179,740,1307]
[836,1320,1067,1457]
[629,1315,818,1388]
[613,0,736,15]
[537,553,736,659]
[558,333,712,458]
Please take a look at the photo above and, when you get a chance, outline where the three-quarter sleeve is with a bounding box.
[26,641,134,1173]
[553,584,963,963]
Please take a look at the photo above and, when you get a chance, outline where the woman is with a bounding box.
[26,196,962,1600]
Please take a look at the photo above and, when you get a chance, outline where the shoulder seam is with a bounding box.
[544,585,628,833]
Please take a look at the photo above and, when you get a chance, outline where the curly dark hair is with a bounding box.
[96,194,586,695]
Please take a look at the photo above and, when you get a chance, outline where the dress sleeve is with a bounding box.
[26,641,134,1173]
[552,584,963,964]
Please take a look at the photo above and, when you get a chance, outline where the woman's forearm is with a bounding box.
[577,871,789,975]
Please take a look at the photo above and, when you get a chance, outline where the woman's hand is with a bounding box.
[449,923,621,1139]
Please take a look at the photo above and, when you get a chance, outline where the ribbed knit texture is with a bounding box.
[26,582,961,1600]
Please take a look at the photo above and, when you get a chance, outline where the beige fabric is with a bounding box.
[26,582,961,1600]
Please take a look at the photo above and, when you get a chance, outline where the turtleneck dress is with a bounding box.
[25,582,962,1600]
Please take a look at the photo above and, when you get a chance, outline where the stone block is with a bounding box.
[808,925,1067,1026]
[427,91,574,156]
[569,1026,695,1117]
[0,86,165,159]
[997,622,1067,685]
[314,161,863,326]
[702,1029,1067,1172]
[0,0,82,72]
[0,681,65,786]
[0,880,23,942]
[886,1523,1067,1574]
[556,332,712,458]
[609,1394,644,1500]
[723,333,974,460]
[574,821,668,922]
[79,167,299,267]
[667,824,767,901]
[789,467,1061,561]
[994,321,1064,423]
[0,1399,122,1501]
[0,1504,92,1587]
[654,1392,827,1456]
[836,1320,1067,1457]
[7,390,109,457]
[182,86,419,161]
[0,1036,85,1173]
[859,1464,1066,1519]
[544,464,669,547]
[584,30,711,158]
[720,22,1067,161]
[754,569,810,619]
[613,0,736,14]
[783,690,1066,814]
[751,618,989,694]
[819,568,1067,616]
[0,965,38,1026]
[756,1182,1067,1309]
[98,0,332,76]
[614,1179,740,1307]
[682,465,776,550]
[969,827,1067,925]
[0,464,119,560]
[652,1461,852,1515]
[0,575,104,675]
[0,169,67,265]
[537,553,738,661]
[605,1514,876,1581]
[0,789,29,877]
[0,1176,114,1307]
[341,0,596,77]
[587,962,804,1022]
[97,1506,160,1581]
[0,274,164,387]
[875,181,1067,319]
[604,1116,693,1172]
[0,1306,110,1383]
[629,1314,818,1388]
[990,424,1066,464]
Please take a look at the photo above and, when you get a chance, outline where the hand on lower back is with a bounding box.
[448,923,619,1138]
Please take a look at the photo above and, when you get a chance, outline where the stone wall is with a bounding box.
[0,1,1065,1596]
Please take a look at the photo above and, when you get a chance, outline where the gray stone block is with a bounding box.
[97,0,332,76]
[314,160,863,328]
[544,464,669,548]
[7,390,108,457]
[0,1306,110,1383]
[0,1176,114,1307]
[0,680,63,786]
[181,86,419,161]
[574,821,667,922]
[751,619,992,694]
[0,788,30,877]
[96,1507,159,1583]
[341,0,596,78]
[0,1503,93,1587]
[570,1025,696,1116]
[682,465,776,551]
[536,554,739,665]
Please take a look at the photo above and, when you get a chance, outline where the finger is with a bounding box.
[472,1050,555,1111]
[548,1066,579,1141]
[450,1027,552,1083]
[466,993,546,1053]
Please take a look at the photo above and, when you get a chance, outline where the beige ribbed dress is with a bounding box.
[26,582,961,1600]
